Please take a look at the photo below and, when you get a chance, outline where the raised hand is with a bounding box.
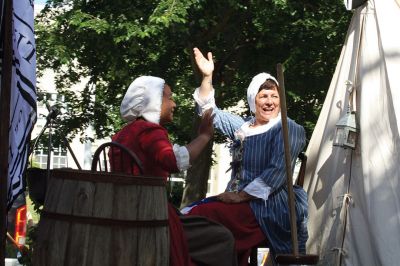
[193,47,214,77]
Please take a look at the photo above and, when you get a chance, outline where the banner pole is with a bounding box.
[0,0,13,264]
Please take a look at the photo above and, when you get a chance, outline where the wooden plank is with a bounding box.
[46,178,77,266]
[32,173,65,266]
[153,186,169,266]
[85,181,114,266]
[64,179,95,266]
[137,185,167,266]
[111,183,140,266]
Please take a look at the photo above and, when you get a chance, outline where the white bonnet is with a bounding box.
[247,72,279,113]
[120,76,165,124]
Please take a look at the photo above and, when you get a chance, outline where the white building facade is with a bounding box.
[31,69,106,171]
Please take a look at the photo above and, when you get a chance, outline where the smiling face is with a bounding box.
[254,80,280,126]
[159,84,176,125]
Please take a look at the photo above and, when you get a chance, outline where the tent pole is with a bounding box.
[0,0,13,264]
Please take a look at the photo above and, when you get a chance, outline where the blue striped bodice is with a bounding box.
[213,107,309,254]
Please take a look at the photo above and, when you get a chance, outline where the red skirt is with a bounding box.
[187,202,265,266]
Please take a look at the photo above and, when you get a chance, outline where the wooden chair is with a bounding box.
[249,152,307,266]
[91,141,144,175]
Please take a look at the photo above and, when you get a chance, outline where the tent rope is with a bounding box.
[337,151,355,266]
[331,247,347,256]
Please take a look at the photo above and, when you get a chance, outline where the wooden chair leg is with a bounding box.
[249,246,258,266]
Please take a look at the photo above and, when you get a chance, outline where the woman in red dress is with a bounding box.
[110,76,235,266]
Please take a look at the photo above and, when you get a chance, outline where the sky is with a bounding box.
[34,0,46,15]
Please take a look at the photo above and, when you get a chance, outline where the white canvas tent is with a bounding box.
[304,0,400,265]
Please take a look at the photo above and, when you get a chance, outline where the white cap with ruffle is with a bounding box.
[120,76,165,124]
[247,72,279,113]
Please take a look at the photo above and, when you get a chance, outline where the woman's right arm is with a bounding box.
[193,47,245,139]
[193,47,214,100]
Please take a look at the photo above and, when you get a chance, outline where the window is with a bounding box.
[52,146,67,169]
[33,150,48,169]
[33,146,67,169]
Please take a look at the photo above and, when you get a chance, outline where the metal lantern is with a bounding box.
[333,111,358,149]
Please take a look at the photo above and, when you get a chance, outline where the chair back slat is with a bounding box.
[102,149,108,172]
[92,142,144,175]
[295,152,307,187]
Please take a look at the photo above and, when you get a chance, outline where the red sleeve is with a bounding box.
[139,127,179,173]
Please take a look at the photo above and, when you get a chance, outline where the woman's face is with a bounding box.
[254,87,280,126]
[159,84,176,125]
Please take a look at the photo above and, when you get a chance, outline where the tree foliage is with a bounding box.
[36,0,351,201]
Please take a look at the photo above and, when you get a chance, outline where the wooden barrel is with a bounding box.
[33,169,169,266]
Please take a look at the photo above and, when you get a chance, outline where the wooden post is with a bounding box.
[276,63,299,255]
[275,64,319,265]
[0,0,13,264]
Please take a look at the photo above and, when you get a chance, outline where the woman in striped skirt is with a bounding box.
[183,48,309,266]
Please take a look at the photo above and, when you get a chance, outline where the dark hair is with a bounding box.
[258,78,279,92]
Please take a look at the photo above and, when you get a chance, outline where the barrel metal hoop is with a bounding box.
[51,169,165,186]
[42,211,168,227]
